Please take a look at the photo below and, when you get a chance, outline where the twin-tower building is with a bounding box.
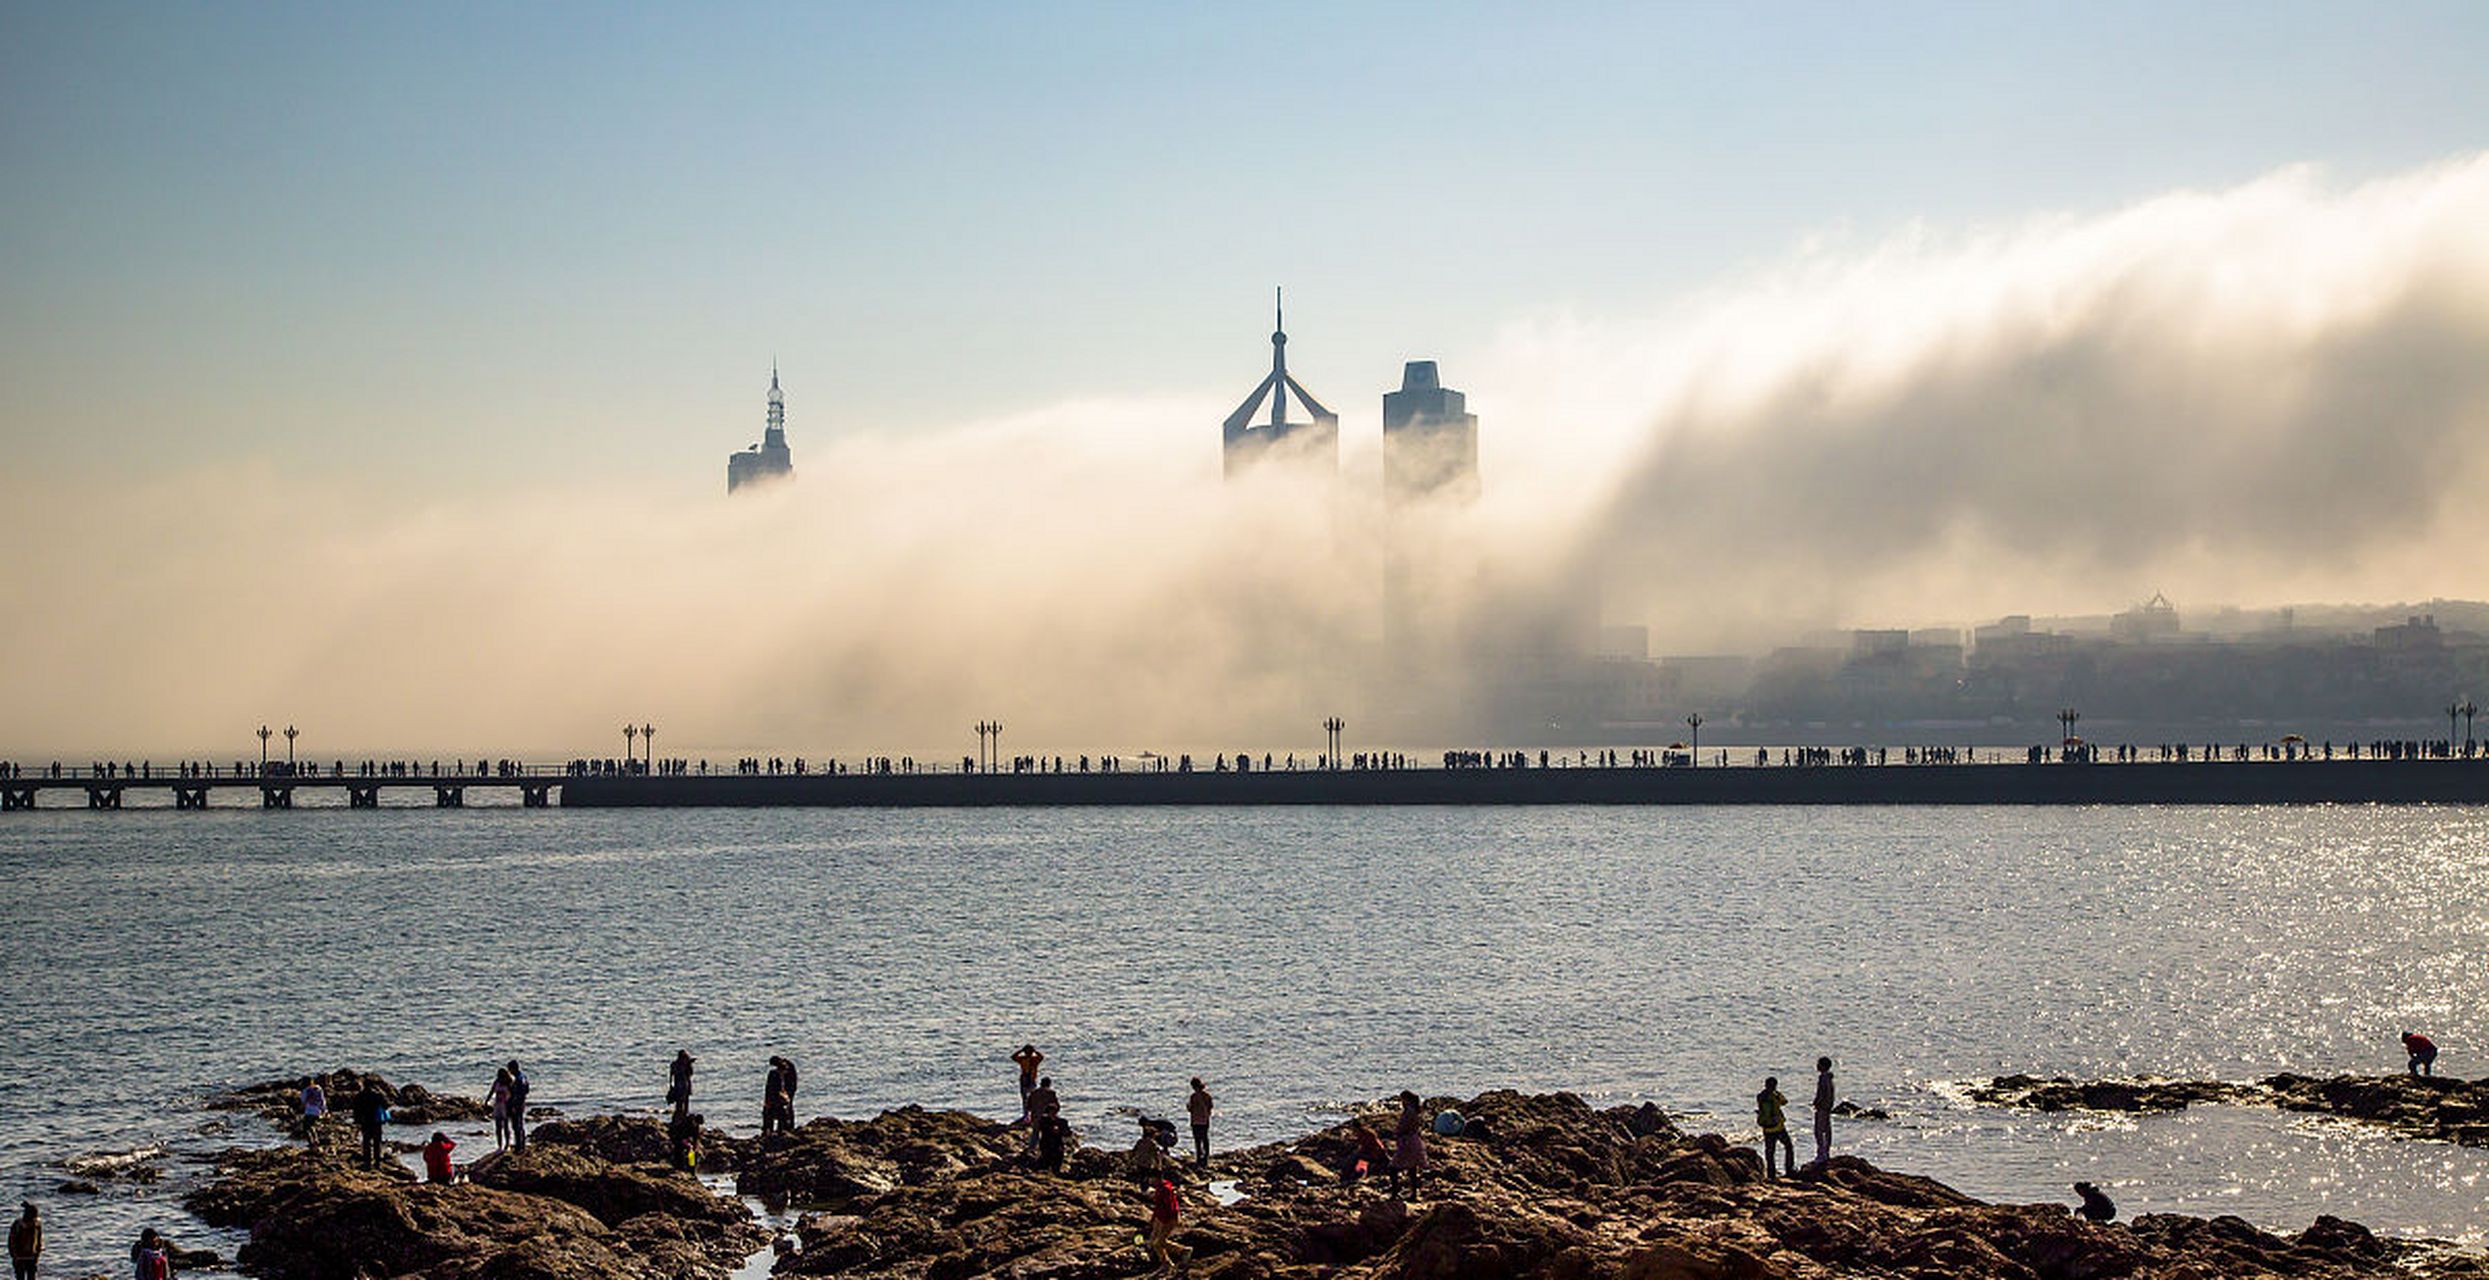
[1220,289,1480,501]
[729,293,1477,497]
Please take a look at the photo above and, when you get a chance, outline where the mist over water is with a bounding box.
[8,157,2489,755]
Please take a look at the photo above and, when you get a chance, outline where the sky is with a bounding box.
[3,2,2488,757]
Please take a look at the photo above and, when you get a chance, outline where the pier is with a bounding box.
[5,758,2488,810]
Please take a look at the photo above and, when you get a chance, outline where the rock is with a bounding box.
[2264,1072,2489,1146]
[732,1105,1022,1205]
[1970,1073,2258,1112]
[55,1179,98,1194]
[209,1068,490,1127]
[1829,1100,1890,1120]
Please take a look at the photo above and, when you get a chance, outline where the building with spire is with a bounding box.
[1221,288,1337,478]
[727,364,796,494]
[1382,360,1480,503]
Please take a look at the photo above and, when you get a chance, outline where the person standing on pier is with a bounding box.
[1810,1057,1836,1167]
[505,1060,531,1150]
[1013,1044,1045,1113]
[1186,1077,1214,1166]
[668,1050,696,1121]
[2403,1031,2439,1077]
[1756,1077,1794,1178]
[8,1203,38,1280]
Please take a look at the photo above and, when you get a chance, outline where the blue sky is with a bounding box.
[4,1,2485,494]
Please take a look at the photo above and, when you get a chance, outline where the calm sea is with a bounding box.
[3,802,2484,1274]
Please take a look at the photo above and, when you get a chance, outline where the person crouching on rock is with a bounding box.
[667,1111,704,1173]
[1144,1174,1188,1272]
[1345,1120,1390,1183]
[2073,1181,2116,1222]
[1756,1077,1794,1178]
[1390,1091,1427,1197]
[421,1132,457,1184]
[2404,1031,2439,1077]
[1130,1118,1173,1187]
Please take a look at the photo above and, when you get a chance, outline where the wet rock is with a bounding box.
[732,1105,1023,1205]
[209,1069,490,1127]
[2263,1072,2489,1146]
[1969,1073,2257,1112]
[54,1179,98,1194]
[1829,1100,1890,1121]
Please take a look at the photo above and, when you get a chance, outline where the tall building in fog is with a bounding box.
[1221,288,1338,478]
[727,365,795,494]
[1381,360,1480,503]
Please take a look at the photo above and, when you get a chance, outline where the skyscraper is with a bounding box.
[1220,288,1338,478]
[727,364,796,494]
[1381,360,1479,503]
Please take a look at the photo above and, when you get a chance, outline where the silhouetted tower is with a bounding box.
[1382,360,1480,503]
[1221,288,1338,478]
[728,363,796,494]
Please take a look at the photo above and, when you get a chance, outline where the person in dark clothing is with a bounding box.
[1756,1077,1794,1178]
[2074,1181,2117,1222]
[668,1050,695,1122]
[505,1061,531,1149]
[2404,1031,2439,1077]
[1186,1078,1214,1166]
[8,1203,39,1280]
[1035,1114,1068,1172]
[762,1058,793,1135]
[351,1087,389,1169]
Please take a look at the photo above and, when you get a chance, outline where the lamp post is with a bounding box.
[624,724,638,769]
[284,725,297,768]
[1322,717,1345,769]
[257,725,272,774]
[2057,708,2080,759]
[1684,712,1704,767]
[975,721,1002,772]
[2447,701,2464,753]
[2463,700,2480,753]
[641,725,655,774]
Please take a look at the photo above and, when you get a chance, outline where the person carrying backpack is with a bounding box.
[1756,1077,1794,1178]
[351,1087,389,1169]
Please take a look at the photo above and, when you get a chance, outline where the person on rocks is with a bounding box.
[1756,1077,1795,1178]
[762,1056,798,1134]
[297,1079,326,1140]
[1013,1044,1045,1113]
[505,1060,531,1150]
[9,1203,38,1280]
[2403,1030,2439,1077]
[1186,1078,1214,1167]
[130,1229,170,1280]
[421,1132,457,1184]
[2073,1181,2117,1222]
[351,1084,389,1169]
[667,1111,704,1173]
[1346,1120,1391,1183]
[488,1068,513,1151]
[1143,1174,1188,1272]
[1390,1091,1428,1197]
[1130,1118,1173,1186]
[1028,1076,1060,1127]
[1035,1113,1070,1173]
[668,1050,696,1122]
[1810,1057,1836,1167]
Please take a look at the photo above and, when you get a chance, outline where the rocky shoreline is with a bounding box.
[1973,1071,2489,1146]
[171,1072,2489,1280]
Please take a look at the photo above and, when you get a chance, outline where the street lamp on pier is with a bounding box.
[2462,699,2480,754]
[2057,708,2081,758]
[1684,712,1704,767]
[624,724,638,769]
[2446,701,2466,754]
[257,725,272,774]
[1323,717,1345,769]
[284,725,297,768]
[642,724,655,774]
[975,721,1002,773]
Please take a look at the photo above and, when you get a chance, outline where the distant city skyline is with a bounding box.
[7,4,2489,494]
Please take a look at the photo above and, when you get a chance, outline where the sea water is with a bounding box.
[3,802,2484,1274]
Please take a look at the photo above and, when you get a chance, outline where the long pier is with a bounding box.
[11,759,2486,810]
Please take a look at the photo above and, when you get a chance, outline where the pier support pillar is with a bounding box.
[1,787,34,811]
[349,786,380,809]
[521,783,552,808]
[86,785,123,809]
[434,785,465,808]
[260,786,294,810]
[174,787,209,810]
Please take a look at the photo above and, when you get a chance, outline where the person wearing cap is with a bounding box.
[8,1202,38,1280]
[668,1050,695,1122]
